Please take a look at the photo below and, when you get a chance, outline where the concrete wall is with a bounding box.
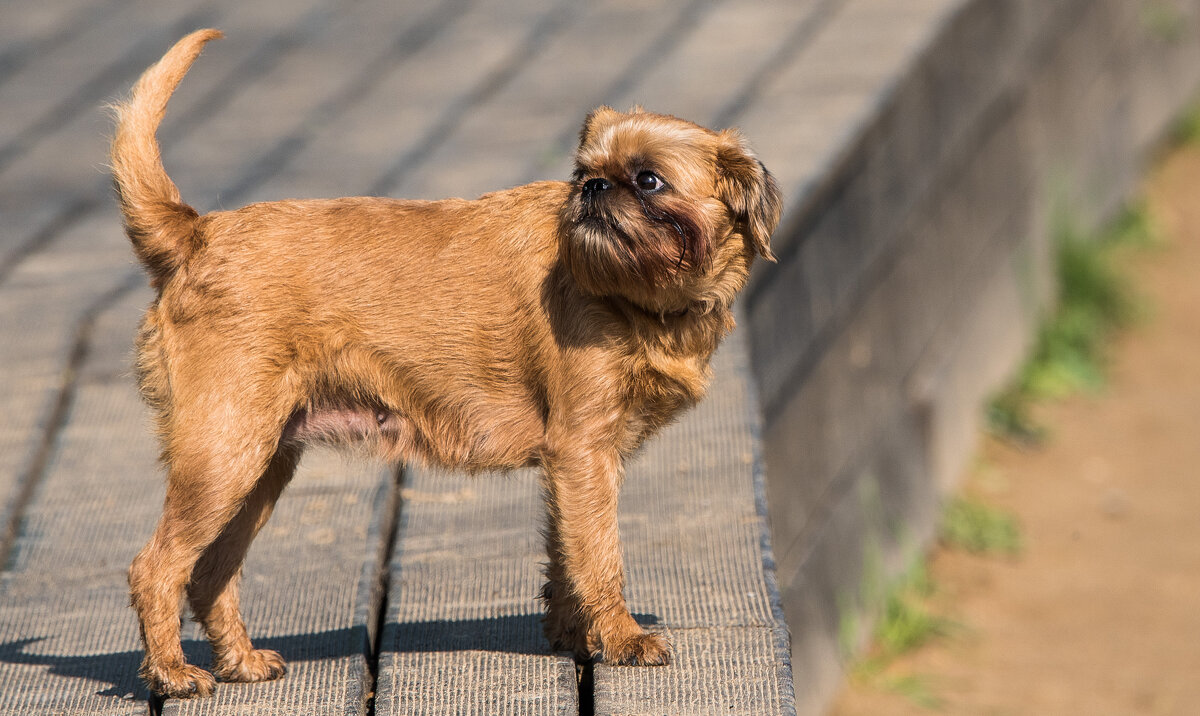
[741,1,1200,712]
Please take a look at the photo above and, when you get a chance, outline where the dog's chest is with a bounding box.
[625,351,711,441]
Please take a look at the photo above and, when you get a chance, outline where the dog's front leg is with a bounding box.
[540,448,671,666]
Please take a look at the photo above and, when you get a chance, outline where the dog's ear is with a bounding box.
[715,129,782,261]
[578,106,623,147]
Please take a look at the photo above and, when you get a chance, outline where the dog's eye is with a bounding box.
[636,171,665,192]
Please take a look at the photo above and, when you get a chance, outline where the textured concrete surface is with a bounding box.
[3,0,1197,714]
[741,1,1200,712]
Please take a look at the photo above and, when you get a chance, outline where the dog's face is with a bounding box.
[560,107,781,313]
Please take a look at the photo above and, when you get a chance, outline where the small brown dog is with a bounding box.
[111,29,781,698]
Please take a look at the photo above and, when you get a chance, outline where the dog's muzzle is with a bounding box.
[581,177,612,202]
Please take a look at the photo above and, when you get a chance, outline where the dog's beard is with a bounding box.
[561,191,712,308]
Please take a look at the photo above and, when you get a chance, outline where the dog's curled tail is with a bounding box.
[110,29,221,283]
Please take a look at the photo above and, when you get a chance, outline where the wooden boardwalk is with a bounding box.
[0,0,978,713]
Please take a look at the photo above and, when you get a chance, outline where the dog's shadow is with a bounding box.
[0,612,661,700]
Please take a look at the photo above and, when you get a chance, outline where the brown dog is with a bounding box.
[110,29,781,698]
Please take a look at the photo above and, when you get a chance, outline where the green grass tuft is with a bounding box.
[940,496,1021,556]
[849,562,954,709]
[859,563,952,665]
[1171,102,1200,146]
[987,205,1152,441]
[881,674,944,711]
[877,580,942,657]
[986,388,1045,446]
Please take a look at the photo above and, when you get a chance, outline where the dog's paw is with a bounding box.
[214,648,287,683]
[602,630,672,666]
[142,661,217,698]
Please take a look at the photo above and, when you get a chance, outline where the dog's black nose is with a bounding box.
[582,177,612,198]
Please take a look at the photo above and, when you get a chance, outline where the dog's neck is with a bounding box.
[600,292,732,445]
[609,295,693,322]
[606,294,734,352]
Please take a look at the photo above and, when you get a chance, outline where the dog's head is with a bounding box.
[560,106,781,314]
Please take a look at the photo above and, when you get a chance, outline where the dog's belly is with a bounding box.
[280,399,543,471]
[282,404,398,443]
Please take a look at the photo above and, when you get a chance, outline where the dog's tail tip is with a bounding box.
[110,29,223,283]
[189,27,225,44]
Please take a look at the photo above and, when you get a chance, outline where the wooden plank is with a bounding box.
[247,0,573,203]
[164,455,395,716]
[374,467,578,715]
[0,289,168,716]
[590,332,794,715]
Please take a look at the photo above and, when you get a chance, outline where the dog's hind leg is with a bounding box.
[185,444,300,684]
[129,378,295,698]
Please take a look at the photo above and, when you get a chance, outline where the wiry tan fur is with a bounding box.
[111,30,782,698]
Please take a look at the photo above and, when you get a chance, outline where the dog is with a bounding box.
[110,29,781,698]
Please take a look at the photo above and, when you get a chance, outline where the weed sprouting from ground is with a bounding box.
[845,499,1021,708]
[874,564,946,658]
[844,200,1161,710]
[987,205,1154,442]
[879,673,943,710]
[1171,101,1200,147]
[848,562,955,708]
[940,496,1021,556]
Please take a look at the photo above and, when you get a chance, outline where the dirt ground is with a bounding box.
[831,142,1200,716]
